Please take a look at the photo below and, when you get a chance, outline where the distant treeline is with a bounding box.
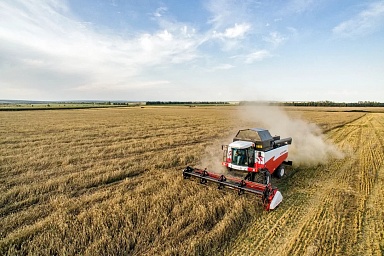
[239,101,384,107]
[145,101,384,107]
[145,101,230,105]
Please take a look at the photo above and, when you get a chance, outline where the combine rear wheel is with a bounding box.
[274,165,285,179]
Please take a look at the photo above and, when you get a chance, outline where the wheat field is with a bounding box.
[1,106,383,255]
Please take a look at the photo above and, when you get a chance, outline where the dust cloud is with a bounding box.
[197,104,343,171]
[199,136,234,174]
[238,105,343,166]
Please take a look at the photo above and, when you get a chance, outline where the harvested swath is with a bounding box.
[227,112,384,255]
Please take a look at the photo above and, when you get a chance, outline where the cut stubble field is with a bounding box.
[0,106,383,255]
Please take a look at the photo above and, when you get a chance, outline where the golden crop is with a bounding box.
[0,106,383,255]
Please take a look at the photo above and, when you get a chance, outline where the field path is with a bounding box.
[226,113,384,256]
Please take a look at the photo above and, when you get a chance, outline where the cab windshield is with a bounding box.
[232,147,255,167]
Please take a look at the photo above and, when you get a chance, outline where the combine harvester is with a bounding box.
[183,128,292,210]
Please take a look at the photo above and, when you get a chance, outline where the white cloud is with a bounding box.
[213,23,251,39]
[154,7,167,17]
[283,0,315,14]
[211,23,251,50]
[73,80,170,91]
[244,50,272,63]
[0,0,202,99]
[263,31,287,47]
[222,23,251,39]
[207,63,235,72]
[205,0,257,29]
[158,30,173,41]
[332,1,384,37]
[287,26,298,35]
[206,0,237,29]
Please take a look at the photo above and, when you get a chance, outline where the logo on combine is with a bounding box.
[256,153,264,164]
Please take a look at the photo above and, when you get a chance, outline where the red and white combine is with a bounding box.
[183,128,292,210]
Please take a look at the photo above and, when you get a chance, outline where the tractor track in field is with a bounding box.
[322,113,367,134]
[226,113,384,256]
[354,114,384,255]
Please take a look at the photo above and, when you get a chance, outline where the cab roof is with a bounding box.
[229,140,254,149]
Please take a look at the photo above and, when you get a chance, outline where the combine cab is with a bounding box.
[183,128,292,210]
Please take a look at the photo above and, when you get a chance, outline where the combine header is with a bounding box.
[183,128,292,211]
[183,166,282,210]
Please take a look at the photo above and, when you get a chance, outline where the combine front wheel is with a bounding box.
[264,171,271,184]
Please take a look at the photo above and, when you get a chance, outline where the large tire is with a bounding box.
[274,165,285,179]
[247,170,270,184]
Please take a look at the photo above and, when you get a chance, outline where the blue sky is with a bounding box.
[1,0,383,102]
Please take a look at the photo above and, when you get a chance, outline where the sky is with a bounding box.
[0,0,384,102]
